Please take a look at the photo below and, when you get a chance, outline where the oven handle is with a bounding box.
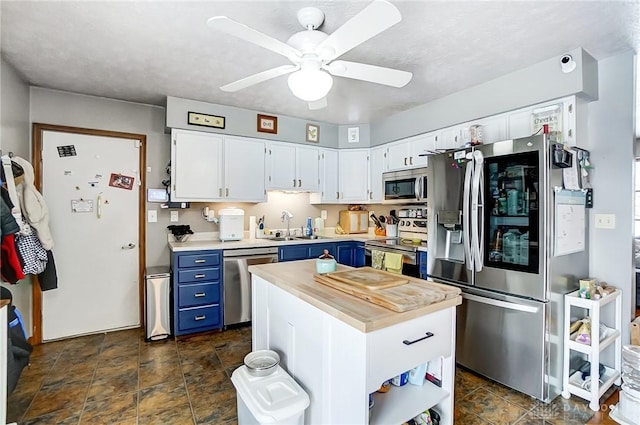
[364,246,417,265]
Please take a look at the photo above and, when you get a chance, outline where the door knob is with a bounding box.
[121,243,136,250]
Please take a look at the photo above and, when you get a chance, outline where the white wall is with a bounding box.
[1,57,33,335]
[586,51,636,344]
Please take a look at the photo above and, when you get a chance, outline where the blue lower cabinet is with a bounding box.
[418,251,428,279]
[308,243,337,259]
[171,249,223,336]
[279,243,338,262]
[336,241,365,267]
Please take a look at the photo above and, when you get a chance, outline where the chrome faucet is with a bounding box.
[281,210,294,236]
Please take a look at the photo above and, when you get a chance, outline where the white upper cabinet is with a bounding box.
[408,133,433,168]
[311,148,339,204]
[506,96,577,145]
[472,115,508,144]
[171,129,223,202]
[386,142,410,171]
[223,136,266,202]
[266,142,319,192]
[338,149,369,203]
[368,146,386,203]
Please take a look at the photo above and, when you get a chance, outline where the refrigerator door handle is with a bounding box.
[471,150,484,272]
[463,159,473,270]
[462,293,539,313]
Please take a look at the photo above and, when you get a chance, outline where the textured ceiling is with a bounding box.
[1,1,639,126]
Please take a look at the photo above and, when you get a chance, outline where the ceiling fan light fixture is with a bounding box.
[287,68,333,102]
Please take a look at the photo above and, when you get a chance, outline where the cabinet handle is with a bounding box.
[226,188,229,197]
[298,179,302,187]
[194,259,206,263]
[219,188,222,197]
[293,179,297,187]
[336,191,339,199]
[194,274,206,278]
[404,157,407,166]
[194,292,206,297]
[194,315,206,321]
[402,332,434,345]
[410,157,413,165]
[369,191,372,200]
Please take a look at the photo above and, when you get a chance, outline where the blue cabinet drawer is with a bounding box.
[279,245,309,262]
[177,305,221,332]
[178,282,220,308]
[177,267,220,284]
[177,252,221,268]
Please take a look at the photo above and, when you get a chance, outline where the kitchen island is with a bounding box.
[249,260,461,425]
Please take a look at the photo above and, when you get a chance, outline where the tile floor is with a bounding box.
[7,326,619,425]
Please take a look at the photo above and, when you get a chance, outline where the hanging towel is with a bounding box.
[371,249,385,270]
[384,252,404,275]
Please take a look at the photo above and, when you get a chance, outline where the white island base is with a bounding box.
[250,261,460,425]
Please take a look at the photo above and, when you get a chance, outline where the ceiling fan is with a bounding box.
[207,0,412,110]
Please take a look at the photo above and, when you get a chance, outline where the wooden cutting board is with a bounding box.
[313,272,459,312]
[322,267,408,290]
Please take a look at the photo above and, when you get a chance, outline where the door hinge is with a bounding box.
[134,140,142,148]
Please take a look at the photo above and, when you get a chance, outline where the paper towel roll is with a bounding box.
[249,216,256,240]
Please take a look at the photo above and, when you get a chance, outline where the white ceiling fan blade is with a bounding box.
[207,16,301,61]
[317,0,401,62]
[220,65,299,92]
[308,98,328,110]
[327,60,412,88]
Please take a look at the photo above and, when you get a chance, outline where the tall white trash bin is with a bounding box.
[144,266,171,341]
[231,365,310,425]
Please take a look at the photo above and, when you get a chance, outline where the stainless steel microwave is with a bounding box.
[382,167,428,204]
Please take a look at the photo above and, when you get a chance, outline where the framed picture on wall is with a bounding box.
[306,124,320,143]
[257,114,278,134]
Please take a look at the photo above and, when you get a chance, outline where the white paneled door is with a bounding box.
[41,130,141,341]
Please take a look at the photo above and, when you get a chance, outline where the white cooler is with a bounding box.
[231,364,309,425]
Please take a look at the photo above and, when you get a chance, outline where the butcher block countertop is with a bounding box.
[249,260,461,333]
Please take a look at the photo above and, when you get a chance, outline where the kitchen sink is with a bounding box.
[269,236,297,241]
[295,235,328,240]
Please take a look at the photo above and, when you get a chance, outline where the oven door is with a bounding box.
[364,245,420,278]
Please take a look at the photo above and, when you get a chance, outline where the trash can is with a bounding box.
[231,364,310,425]
[144,266,171,341]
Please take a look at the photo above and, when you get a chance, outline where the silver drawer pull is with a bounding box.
[194,274,206,278]
[194,292,206,297]
[194,315,206,321]
[194,259,206,263]
[403,332,434,346]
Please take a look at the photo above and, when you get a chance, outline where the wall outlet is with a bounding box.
[321,210,328,220]
[170,210,179,222]
[594,213,615,229]
[147,210,157,223]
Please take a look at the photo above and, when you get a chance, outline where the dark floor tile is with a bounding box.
[18,358,56,386]
[29,339,66,361]
[528,396,594,425]
[486,380,543,411]
[103,327,143,343]
[95,353,139,375]
[139,339,179,362]
[139,357,182,389]
[99,340,140,359]
[24,378,90,419]
[457,387,529,424]
[185,369,234,394]
[181,351,225,377]
[210,326,250,348]
[454,406,494,425]
[21,408,81,425]
[138,380,190,417]
[138,403,194,425]
[7,389,37,423]
[44,359,97,385]
[79,392,137,424]
[190,387,237,425]
[215,341,252,368]
[86,369,138,402]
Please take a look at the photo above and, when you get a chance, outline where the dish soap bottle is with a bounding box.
[306,217,313,237]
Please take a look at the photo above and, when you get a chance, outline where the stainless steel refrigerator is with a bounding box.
[427,135,588,402]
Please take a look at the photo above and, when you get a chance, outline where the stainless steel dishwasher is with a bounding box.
[223,247,278,326]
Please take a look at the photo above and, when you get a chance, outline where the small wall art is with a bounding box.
[306,124,320,143]
[188,111,225,129]
[257,114,278,134]
[109,173,134,190]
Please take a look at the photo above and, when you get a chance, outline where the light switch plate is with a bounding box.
[170,211,179,222]
[147,210,157,223]
[321,210,328,220]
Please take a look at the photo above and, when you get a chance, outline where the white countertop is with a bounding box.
[168,229,392,252]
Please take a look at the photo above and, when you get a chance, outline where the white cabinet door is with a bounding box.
[266,142,296,190]
[409,133,435,167]
[296,146,319,192]
[439,126,467,150]
[369,146,386,203]
[386,141,410,171]
[171,129,223,201]
[224,136,266,202]
[476,115,508,144]
[311,148,339,204]
[339,149,369,202]
[507,108,534,140]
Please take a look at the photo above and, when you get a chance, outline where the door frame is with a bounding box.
[31,123,146,344]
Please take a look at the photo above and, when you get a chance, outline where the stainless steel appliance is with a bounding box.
[223,247,278,326]
[219,207,245,241]
[382,167,428,204]
[427,135,588,403]
[364,211,428,278]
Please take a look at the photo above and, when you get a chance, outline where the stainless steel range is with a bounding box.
[364,209,428,278]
